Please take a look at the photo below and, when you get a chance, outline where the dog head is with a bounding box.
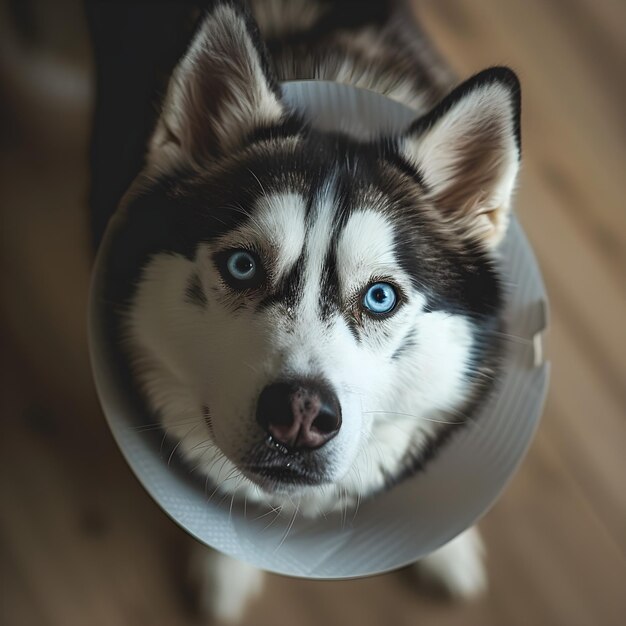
[121,2,520,514]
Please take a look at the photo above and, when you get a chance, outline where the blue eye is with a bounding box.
[226,250,257,281]
[363,282,398,315]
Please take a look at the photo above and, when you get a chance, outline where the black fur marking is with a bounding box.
[259,252,306,311]
[344,315,361,343]
[391,213,503,319]
[185,272,207,308]
[319,245,341,321]
[391,328,417,361]
[244,112,307,145]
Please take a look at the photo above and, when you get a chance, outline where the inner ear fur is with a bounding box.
[402,67,521,247]
[148,0,286,169]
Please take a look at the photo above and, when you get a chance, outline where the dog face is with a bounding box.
[120,2,520,514]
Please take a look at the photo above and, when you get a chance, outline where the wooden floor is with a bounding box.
[1,1,625,625]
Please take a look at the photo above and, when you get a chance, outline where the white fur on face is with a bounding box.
[215,191,307,282]
[336,208,398,288]
[125,183,477,516]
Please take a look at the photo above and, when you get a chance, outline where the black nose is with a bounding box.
[256,380,342,450]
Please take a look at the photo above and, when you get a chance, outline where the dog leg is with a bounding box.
[189,545,264,623]
[411,526,488,600]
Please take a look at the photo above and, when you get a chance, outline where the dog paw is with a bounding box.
[189,547,264,623]
[412,527,487,600]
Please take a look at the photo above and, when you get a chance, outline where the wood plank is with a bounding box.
[480,430,626,626]
[543,306,626,552]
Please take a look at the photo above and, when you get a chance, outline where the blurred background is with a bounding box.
[1,0,624,624]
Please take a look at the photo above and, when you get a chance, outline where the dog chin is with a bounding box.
[242,477,358,518]
[234,457,334,501]
[207,447,360,516]
[243,472,320,497]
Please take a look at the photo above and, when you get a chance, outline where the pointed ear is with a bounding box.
[148,1,285,168]
[401,67,521,247]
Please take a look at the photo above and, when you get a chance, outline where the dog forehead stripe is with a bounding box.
[297,182,340,315]
[259,181,343,313]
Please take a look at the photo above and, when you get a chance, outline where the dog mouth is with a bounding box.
[242,437,327,490]
[243,464,322,488]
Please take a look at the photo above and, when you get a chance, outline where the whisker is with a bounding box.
[341,486,349,530]
[221,200,266,235]
[247,168,268,199]
[207,457,231,502]
[186,437,216,454]
[191,443,222,473]
[492,330,532,344]
[229,477,245,522]
[350,472,363,525]
[261,506,284,532]
[274,497,300,551]
[362,410,466,425]
[254,504,283,522]
[241,359,260,375]
[215,470,242,510]
[166,423,203,466]
[129,412,207,433]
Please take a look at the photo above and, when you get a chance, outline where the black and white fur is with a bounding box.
[104,0,521,621]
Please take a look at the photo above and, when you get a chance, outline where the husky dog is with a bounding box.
[104,0,520,620]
